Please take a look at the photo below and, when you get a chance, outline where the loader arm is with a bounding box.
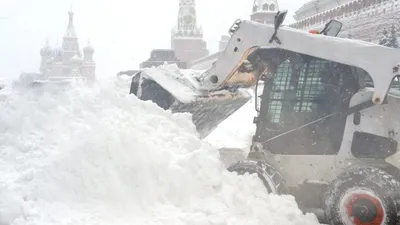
[129,17,400,138]
[198,19,400,105]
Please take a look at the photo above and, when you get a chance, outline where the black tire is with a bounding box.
[227,159,289,194]
[324,166,400,225]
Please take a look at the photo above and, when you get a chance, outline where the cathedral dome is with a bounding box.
[83,41,94,54]
[52,46,64,57]
[40,41,53,56]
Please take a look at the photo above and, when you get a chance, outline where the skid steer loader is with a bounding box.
[130,10,400,224]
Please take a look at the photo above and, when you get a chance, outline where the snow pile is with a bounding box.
[205,100,256,150]
[206,86,261,150]
[142,64,206,103]
[0,75,320,225]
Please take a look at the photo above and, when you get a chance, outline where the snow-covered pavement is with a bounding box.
[0,75,320,225]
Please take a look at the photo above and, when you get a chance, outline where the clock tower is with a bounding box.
[171,0,209,63]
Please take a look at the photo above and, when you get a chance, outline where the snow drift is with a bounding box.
[0,75,320,225]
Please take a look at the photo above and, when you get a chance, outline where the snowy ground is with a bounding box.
[0,75,320,225]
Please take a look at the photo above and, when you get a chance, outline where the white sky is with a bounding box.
[0,0,308,80]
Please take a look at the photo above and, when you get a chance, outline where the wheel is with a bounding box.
[324,166,400,225]
[227,159,288,194]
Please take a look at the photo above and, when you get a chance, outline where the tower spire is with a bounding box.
[64,9,77,38]
[62,8,80,59]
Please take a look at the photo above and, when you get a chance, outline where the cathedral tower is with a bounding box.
[62,9,81,61]
[250,0,279,24]
[171,0,209,63]
[39,40,53,73]
[82,40,96,81]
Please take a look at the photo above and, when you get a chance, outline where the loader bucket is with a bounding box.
[129,66,252,138]
[171,89,252,138]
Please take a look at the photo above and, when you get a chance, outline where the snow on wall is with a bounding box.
[0,76,320,225]
[290,0,400,42]
[294,0,354,21]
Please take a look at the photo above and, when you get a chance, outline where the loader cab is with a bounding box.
[252,49,372,155]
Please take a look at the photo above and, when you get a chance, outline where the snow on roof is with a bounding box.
[294,0,353,20]
[70,54,81,62]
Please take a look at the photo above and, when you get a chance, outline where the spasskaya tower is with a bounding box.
[171,0,209,63]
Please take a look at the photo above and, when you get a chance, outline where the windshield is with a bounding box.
[253,51,372,155]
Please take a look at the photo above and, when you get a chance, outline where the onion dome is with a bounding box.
[40,40,53,56]
[83,40,94,54]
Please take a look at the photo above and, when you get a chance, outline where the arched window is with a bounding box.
[253,4,257,13]
[269,4,275,11]
[263,3,269,11]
